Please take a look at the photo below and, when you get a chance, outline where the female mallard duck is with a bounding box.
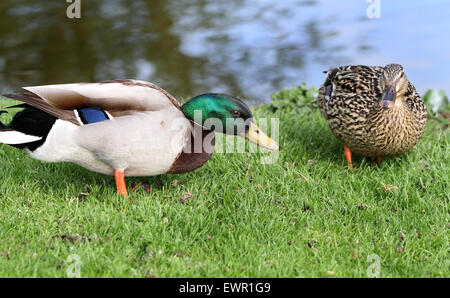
[317,64,427,167]
[0,80,278,197]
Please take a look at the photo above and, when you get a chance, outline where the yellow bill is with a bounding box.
[245,122,279,151]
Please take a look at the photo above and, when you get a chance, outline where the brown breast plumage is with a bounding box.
[167,122,215,174]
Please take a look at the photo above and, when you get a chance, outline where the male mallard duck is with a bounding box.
[0,80,278,197]
[317,64,427,167]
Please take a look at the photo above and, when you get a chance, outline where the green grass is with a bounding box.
[0,86,448,277]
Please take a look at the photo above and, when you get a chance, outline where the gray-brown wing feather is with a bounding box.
[404,82,428,134]
[99,80,182,110]
[317,66,386,153]
[317,65,382,120]
[3,92,80,126]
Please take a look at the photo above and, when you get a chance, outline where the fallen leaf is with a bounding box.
[381,182,398,192]
[180,192,192,204]
[0,250,10,259]
[400,232,406,242]
[58,233,84,243]
[264,259,274,265]
[435,123,448,131]
[172,180,185,186]
[173,251,185,257]
[440,112,450,120]
[77,192,89,201]
[417,160,429,170]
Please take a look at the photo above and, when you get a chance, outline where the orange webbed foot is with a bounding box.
[114,170,128,198]
[131,182,151,193]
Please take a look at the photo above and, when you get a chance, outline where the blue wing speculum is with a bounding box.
[75,107,111,124]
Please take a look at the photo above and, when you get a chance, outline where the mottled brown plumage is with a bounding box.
[317,64,427,162]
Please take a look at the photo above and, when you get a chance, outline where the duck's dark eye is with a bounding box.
[231,110,241,117]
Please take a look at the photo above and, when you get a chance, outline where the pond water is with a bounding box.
[0,0,449,103]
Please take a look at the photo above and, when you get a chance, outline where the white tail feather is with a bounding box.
[0,130,42,144]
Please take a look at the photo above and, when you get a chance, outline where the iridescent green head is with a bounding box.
[181,93,278,151]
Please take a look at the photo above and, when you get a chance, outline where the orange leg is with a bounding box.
[344,146,352,169]
[131,182,151,193]
[114,170,128,198]
[131,182,143,193]
[375,157,382,165]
